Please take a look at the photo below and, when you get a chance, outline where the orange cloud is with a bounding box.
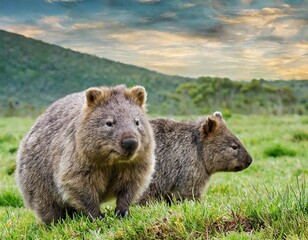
[219,7,288,29]
[3,25,45,38]
[39,16,66,30]
[72,22,105,30]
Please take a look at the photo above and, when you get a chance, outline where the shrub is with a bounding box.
[293,132,308,141]
[264,144,296,157]
[6,163,16,175]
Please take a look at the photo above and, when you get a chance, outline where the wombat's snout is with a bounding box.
[121,137,138,155]
[240,154,252,171]
[235,154,252,172]
[246,154,252,166]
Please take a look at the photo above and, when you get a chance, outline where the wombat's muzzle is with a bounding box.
[246,154,253,167]
[234,154,253,172]
[240,155,253,171]
[121,137,138,155]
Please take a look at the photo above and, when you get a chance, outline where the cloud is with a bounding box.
[182,2,196,8]
[160,12,177,18]
[2,24,45,38]
[46,0,83,3]
[0,16,16,22]
[263,42,308,80]
[0,15,70,41]
[136,0,160,4]
[38,16,66,30]
[213,5,307,45]
[267,19,303,37]
[71,22,105,30]
[102,29,240,77]
[1,0,307,80]
[0,16,42,38]
[182,3,196,8]
[219,8,287,27]
[215,7,289,42]
[241,0,253,5]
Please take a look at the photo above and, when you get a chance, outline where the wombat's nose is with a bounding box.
[121,138,138,154]
[246,155,253,166]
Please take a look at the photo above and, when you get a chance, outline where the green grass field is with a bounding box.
[0,115,307,239]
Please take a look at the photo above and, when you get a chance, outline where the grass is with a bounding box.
[0,115,307,239]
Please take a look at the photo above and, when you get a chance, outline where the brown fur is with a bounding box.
[138,112,252,204]
[16,85,155,224]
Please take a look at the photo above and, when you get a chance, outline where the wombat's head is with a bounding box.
[77,85,154,164]
[199,112,252,174]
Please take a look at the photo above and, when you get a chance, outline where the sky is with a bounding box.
[0,0,307,80]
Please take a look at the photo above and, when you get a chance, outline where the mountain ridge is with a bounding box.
[0,29,307,116]
[0,29,191,116]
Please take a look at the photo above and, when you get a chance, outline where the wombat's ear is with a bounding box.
[214,111,222,119]
[202,117,217,135]
[85,88,109,108]
[126,86,147,110]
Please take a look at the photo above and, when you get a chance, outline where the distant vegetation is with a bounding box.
[0,29,307,116]
[166,77,308,115]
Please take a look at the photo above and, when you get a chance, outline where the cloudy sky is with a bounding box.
[0,0,307,80]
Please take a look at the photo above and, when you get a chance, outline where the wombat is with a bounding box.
[16,85,155,224]
[138,112,252,204]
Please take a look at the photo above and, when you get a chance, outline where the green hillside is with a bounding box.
[0,29,307,116]
[0,29,190,116]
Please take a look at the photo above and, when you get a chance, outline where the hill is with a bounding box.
[0,29,190,116]
[0,29,307,116]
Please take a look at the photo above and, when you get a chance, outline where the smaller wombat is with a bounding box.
[139,112,252,204]
[16,85,155,224]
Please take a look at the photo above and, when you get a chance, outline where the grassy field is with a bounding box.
[0,115,307,239]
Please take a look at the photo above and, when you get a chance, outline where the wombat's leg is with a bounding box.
[191,194,201,202]
[136,196,148,206]
[115,188,132,218]
[181,187,202,202]
[164,194,174,206]
[65,188,104,220]
[136,188,155,205]
[176,193,201,202]
[35,202,64,225]
[63,206,78,219]
[163,192,201,205]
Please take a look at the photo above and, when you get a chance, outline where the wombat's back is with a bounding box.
[16,92,84,209]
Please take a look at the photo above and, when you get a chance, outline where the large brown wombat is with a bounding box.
[139,112,252,204]
[16,85,155,224]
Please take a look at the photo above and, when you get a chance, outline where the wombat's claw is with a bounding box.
[88,213,105,221]
[98,213,105,220]
[115,209,129,218]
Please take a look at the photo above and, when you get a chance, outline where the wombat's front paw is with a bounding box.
[115,209,129,218]
[98,213,105,220]
[88,212,105,221]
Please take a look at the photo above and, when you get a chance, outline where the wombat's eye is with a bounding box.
[135,119,140,126]
[231,145,238,150]
[106,121,113,127]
